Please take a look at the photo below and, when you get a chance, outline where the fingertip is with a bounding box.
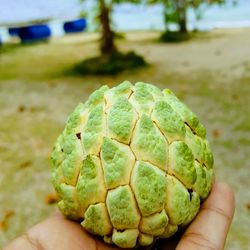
[213,182,235,204]
[206,182,236,217]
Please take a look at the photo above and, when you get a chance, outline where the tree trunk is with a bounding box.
[163,6,169,33]
[176,0,187,33]
[179,13,187,33]
[99,0,116,56]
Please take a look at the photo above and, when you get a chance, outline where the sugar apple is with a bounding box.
[51,81,214,248]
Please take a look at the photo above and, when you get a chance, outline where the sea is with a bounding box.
[0,0,250,42]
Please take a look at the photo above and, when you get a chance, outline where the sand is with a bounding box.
[0,28,250,249]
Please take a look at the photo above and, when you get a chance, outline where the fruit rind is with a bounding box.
[51,81,214,248]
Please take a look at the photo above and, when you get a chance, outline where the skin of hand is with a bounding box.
[4,182,235,250]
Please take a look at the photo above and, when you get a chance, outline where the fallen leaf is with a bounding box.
[18,105,26,112]
[0,211,14,231]
[19,161,32,169]
[45,193,59,205]
[246,203,250,211]
[232,94,238,100]
[212,129,221,139]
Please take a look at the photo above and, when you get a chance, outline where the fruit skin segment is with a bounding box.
[51,81,214,248]
[101,137,135,189]
[130,161,167,217]
[106,185,141,230]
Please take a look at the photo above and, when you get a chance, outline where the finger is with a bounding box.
[4,214,119,250]
[176,182,235,250]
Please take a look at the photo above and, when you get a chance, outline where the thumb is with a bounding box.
[177,182,235,250]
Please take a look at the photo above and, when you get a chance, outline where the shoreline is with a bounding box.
[1,27,250,80]
[2,23,250,43]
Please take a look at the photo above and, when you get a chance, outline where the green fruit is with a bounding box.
[51,81,214,248]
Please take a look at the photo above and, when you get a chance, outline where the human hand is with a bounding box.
[153,182,235,250]
[5,182,235,250]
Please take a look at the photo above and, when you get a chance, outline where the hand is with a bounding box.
[5,182,235,250]
[154,182,235,250]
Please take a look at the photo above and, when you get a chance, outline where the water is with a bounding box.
[0,0,250,42]
[113,1,250,31]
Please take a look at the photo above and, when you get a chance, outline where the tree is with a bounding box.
[99,0,116,56]
[148,0,228,35]
[169,0,188,33]
[84,0,141,57]
[76,0,146,75]
[190,0,227,30]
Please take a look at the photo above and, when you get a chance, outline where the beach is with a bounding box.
[0,28,250,249]
[1,0,250,42]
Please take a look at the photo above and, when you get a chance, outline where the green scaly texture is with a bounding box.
[82,103,104,154]
[51,81,214,249]
[107,97,135,143]
[131,161,167,216]
[131,114,168,170]
[152,100,186,143]
[106,185,140,230]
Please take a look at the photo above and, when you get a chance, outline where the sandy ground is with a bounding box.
[0,28,250,249]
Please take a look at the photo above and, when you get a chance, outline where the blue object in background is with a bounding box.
[18,24,51,43]
[8,27,21,36]
[63,18,87,33]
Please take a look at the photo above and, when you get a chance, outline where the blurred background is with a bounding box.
[0,0,249,249]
